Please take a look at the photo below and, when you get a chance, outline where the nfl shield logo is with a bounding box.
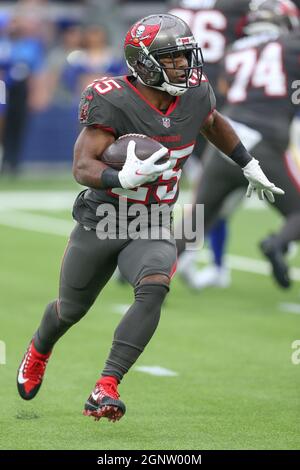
[162,117,171,128]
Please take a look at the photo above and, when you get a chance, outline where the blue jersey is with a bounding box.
[0,36,45,88]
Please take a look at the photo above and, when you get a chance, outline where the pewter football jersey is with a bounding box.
[222,31,300,148]
[73,74,215,228]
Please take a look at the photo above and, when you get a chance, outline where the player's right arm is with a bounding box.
[73,124,170,190]
[74,82,170,190]
[73,126,116,189]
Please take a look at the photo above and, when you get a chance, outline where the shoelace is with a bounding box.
[99,382,119,400]
[24,353,48,383]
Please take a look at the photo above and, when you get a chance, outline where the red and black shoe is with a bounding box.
[17,340,51,400]
[83,376,126,422]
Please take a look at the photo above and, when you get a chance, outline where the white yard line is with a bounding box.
[0,189,264,211]
[0,211,74,236]
[1,210,300,282]
[134,366,179,377]
[0,191,78,211]
[197,250,300,282]
[279,303,300,315]
[112,304,131,315]
[0,191,299,281]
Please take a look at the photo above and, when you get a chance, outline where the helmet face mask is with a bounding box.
[124,14,204,96]
[134,50,162,87]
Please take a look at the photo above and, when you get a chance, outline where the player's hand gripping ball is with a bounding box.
[101,134,169,170]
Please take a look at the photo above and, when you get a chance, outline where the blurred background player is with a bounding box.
[168,0,252,287]
[46,24,126,107]
[169,0,251,105]
[176,0,300,289]
[0,11,46,175]
[0,0,126,174]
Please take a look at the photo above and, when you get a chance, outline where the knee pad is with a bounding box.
[44,300,72,327]
[57,299,89,325]
[134,282,169,313]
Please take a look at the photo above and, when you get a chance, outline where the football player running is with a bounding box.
[17,13,283,421]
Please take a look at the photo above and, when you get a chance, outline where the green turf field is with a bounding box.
[0,177,300,450]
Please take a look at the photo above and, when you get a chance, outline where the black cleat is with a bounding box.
[83,376,126,422]
[260,235,291,289]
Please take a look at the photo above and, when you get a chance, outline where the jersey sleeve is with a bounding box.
[201,80,217,124]
[78,84,117,136]
[207,82,217,111]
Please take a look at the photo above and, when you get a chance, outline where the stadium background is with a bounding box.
[0,0,300,450]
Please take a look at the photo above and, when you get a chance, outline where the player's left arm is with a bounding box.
[201,109,242,159]
[200,110,284,202]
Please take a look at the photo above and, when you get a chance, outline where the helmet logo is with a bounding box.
[125,23,160,47]
[134,25,147,41]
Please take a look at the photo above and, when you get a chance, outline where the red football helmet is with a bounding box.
[124,14,204,96]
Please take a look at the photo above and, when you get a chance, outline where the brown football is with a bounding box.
[100,134,169,170]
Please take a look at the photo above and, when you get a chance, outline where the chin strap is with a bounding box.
[160,82,188,96]
[136,75,188,96]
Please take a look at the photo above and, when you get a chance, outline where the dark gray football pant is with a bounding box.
[34,222,176,382]
[176,139,300,255]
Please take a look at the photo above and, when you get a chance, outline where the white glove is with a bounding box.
[118,140,171,189]
[242,158,284,203]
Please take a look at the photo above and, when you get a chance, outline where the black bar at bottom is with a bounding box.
[0,450,299,466]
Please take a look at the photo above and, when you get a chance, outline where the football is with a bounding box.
[101,134,169,170]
